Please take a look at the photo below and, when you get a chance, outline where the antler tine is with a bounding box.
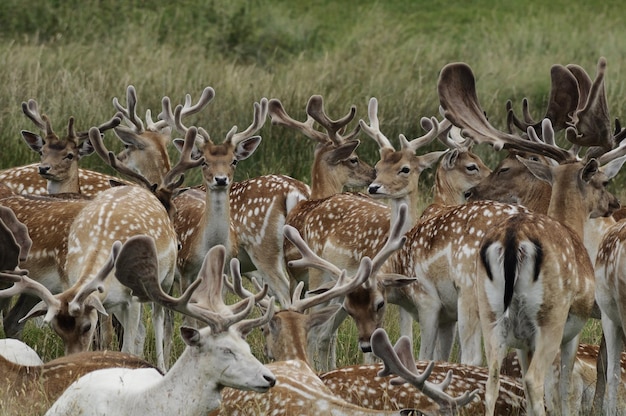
[225,258,270,308]
[438,62,572,163]
[370,204,408,274]
[68,241,122,317]
[22,99,47,130]
[307,94,358,145]
[294,256,373,313]
[0,273,61,323]
[234,296,276,337]
[181,87,215,118]
[76,113,122,139]
[565,57,614,153]
[399,116,440,153]
[227,97,269,145]
[161,126,205,190]
[421,114,469,150]
[284,225,343,278]
[267,98,329,144]
[0,206,32,265]
[88,127,154,189]
[371,328,478,415]
[112,85,145,133]
[359,97,394,151]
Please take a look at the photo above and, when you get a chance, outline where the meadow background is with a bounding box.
[0,0,623,367]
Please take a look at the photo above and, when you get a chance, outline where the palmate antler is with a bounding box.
[371,328,478,416]
[114,235,274,334]
[438,61,626,166]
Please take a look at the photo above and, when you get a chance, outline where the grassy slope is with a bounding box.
[0,0,619,369]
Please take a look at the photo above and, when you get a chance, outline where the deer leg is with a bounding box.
[525,327,562,416]
[241,248,291,308]
[417,305,440,361]
[116,301,145,356]
[602,313,623,415]
[399,308,413,339]
[152,303,166,370]
[307,302,346,371]
[483,324,508,416]
[457,293,483,366]
[558,335,579,416]
[435,321,456,362]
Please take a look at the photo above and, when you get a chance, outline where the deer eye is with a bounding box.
[231,159,238,167]
[65,153,75,160]
[399,166,410,174]
[80,322,92,334]
[497,167,509,175]
[375,300,385,311]
[349,157,358,165]
[466,164,478,172]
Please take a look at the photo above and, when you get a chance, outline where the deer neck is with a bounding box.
[432,171,465,207]
[390,191,420,232]
[201,186,232,250]
[309,159,344,200]
[143,347,221,414]
[46,171,80,194]
[546,182,586,241]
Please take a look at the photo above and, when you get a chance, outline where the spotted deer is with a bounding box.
[0,126,200,369]
[1,346,159,416]
[0,99,127,196]
[437,59,626,415]
[226,210,525,415]
[212,223,478,416]
[45,236,276,416]
[106,85,311,308]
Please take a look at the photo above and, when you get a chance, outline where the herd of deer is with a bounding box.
[1,56,626,415]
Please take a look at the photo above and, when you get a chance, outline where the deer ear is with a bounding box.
[581,158,600,182]
[21,130,44,153]
[180,326,202,346]
[234,136,262,161]
[601,154,626,180]
[517,155,554,184]
[380,273,418,288]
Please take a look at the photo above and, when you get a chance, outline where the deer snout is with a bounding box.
[214,176,229,187]
[359,339,372,353]
[38,165,51,175]
[264,373,277,388]
[368,184,381,195]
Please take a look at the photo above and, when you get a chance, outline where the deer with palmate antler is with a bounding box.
[0,98,129,196]
[45,235,276,416]
[0,126,200,369]
[220,205,525,415]
[282,96,491,370]
[104,85,311,308]
[437,59,626,415]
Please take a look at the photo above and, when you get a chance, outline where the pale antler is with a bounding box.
[268,95,360,146]
[67,241,122,317]
[114,235,274,333]
[360,97,440,154]
[0,273,61,324]
[158,86,215,135]
[225,97,269,146]
[371,328,478,415]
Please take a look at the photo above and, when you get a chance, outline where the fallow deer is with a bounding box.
[226,208,525,415]
[107,85,311,308]
[1,347,159,416]
[438,59,626,415]
[45,236,276,416]
[0,99,127,196]
[212,219,478,416]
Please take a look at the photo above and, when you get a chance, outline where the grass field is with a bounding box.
[0,0,623,413]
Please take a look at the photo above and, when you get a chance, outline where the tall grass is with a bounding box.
[1,0,625,388]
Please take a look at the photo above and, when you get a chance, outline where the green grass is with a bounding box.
[0,0,624,413]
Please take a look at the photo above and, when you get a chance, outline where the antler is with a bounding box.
[438,62,576,163]
[506,63,580,135]
[283,225,373,312]
[0,272,61,324]
[360,97,440,154]
[158,86,215,135]
[67,241,122,317]
[371,328,478,415]
[225,97,269,146]
[114,235,273,333]
[0,206,32,266]
[268,95,360,146]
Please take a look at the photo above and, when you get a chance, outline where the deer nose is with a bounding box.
[264,374,277,387]
[214,176,228,187]
[39,165,51,175]
[359,340,372,353]
[368,185,380,195]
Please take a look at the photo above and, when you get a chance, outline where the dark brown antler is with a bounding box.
[438,62,574,162]
[114,235,274,333]
[371,328,478,415]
